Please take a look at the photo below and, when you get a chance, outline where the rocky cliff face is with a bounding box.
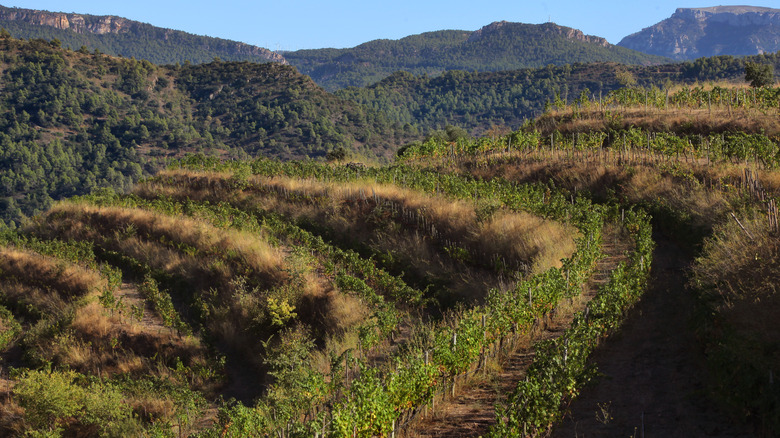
[0,8,128,34]
[0,5,286,63]
[618,6,780,60]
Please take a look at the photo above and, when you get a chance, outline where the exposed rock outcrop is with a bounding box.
[618,6,780,60]
[0,5,286,64]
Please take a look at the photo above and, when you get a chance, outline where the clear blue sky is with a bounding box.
[5,1,780,51]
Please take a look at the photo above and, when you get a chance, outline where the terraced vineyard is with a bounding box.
[0,84,777,437]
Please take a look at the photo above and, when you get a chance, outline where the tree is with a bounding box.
[745,62,774,88]
[326,145,349,162]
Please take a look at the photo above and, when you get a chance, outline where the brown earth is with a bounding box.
[404,225,631,437]
[551,239,754,438]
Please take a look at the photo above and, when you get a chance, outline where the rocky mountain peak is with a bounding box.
[618,5,780,60]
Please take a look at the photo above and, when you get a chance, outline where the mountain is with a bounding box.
[618,6,780,60]
[0,4,286,65]
[0,35,410,226]
[284,21,670,90]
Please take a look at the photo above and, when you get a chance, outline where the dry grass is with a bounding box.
[35,202,288,287]
[0,282,69,318]
[477,211,577,273]
[691,217,779,303]
[690,215,780,381]
[31,300,209,383]
[0,246,107,301]
[0,248,210,385]
[140,170,576,274]
[460,155,733,234]
[134,170,580,308]
[537,100,780,137]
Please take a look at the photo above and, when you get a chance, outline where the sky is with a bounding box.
[4,1,780,51]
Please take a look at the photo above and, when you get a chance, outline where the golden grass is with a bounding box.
[478,211,577,273]
[0,246,107,301]
[691,217,778,302]
[690,216,780,374]
[35,300,209,382]
[0,282,68,317]
[460,154,733,234]
[36,202,288,286]
[0,245,210,384]
[140,170,577,274]
[537,106,780,137]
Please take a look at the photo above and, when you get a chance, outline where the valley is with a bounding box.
[0,3,778,437]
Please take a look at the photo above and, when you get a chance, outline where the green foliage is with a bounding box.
[0,36,409,226]
[0,304,21,349]
[285,22,668,90]
[180,156,619,435]
[339,52,780,137]
[265,297,297,327]
[12,367,135,436]
[261,325,326,433]
[490,209,653,436]
[745,62,774,88]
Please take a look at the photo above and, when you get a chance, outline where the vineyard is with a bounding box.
[0,84,778,437]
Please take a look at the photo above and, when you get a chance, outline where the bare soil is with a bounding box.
[404,226,631,437]
[551,239,753,438]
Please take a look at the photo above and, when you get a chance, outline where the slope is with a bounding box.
[619,6,780,60]
[285,21,670,90]
[0,4,285,65]
[337,51,780,137]
[0,35,410,226]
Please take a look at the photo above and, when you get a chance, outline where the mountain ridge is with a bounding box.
[0,4,286,64]
[618,6,780,60]
[284,21,669,90]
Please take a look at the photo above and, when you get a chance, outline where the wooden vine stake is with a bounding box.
[730,212,755,241]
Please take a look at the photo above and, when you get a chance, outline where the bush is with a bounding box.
[13,368,136,436]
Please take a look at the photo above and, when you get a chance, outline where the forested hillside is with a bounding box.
[337,52,780,136]
[0,35,410,226]
[2,28,778,228]
[4,83,779,436]
[0,5,285,65]
[285,21,669,90]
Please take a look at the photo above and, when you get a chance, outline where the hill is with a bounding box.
[0,35,410,226]
[336,52,780,136]
[0,4,286,65]
[619,6,780,60]
[2,84,778,436]
[285,21,670,90]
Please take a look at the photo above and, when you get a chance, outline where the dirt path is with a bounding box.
[115,282,179,336]
[406,226,631,438]
[551,238,751,438]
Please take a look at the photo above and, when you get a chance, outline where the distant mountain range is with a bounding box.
[619,6,780,60]
[283,21,669,90]
[3,4,779,90]
[0,5,285,64]
[0,5,670,90]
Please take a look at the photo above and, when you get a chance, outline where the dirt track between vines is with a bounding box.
[405,226,631,438]
[406,235,755,438]
[551,238,752,438]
